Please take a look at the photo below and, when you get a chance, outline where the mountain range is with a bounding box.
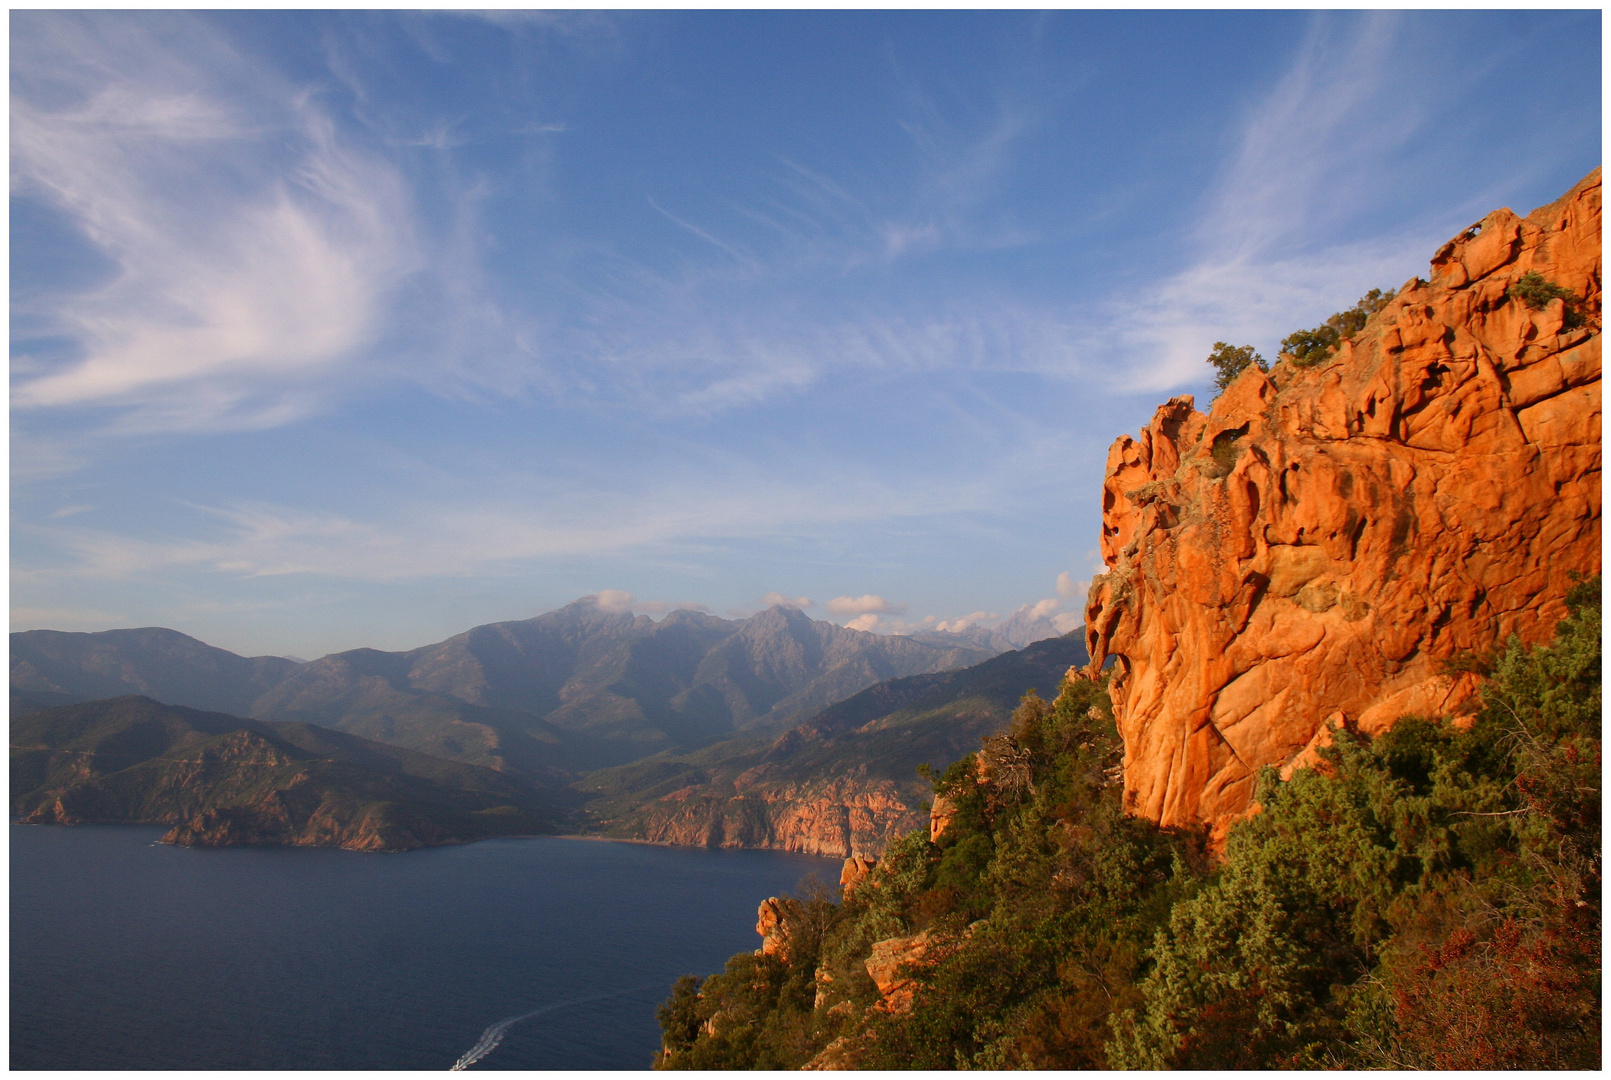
[905,603,1072,654]
[12,598,1001,775]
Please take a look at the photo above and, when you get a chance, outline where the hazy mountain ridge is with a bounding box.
[11,696,558,851]
[11,599,997,774]
[11,626,302,716]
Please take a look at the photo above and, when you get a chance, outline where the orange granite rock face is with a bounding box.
[1084,170,1602,843]
[755,896,804,961]
[864,931,940,1013]
[628,777,922,859]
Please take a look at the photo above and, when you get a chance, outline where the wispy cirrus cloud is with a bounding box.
[10,13,425,432]
[1092,12,1472,393]
[19,459,1005,586]
[548,13,1496,414]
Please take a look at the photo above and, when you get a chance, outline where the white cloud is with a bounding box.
[933,610,995,633]
[1055,571,1092,610]
[760,592,812,609]
[593,589,635,614]
[1052,611,1082,634]
[10,14,423,432]
[1092,13,1457,394]
[827,594,906,617]
[1025,597,1059,620]
[844,613,881,632]
[631,599,713,616]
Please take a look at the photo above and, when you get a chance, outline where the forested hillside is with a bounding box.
[655,580,1600,1069]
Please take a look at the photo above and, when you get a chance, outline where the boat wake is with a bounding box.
[450,984,657,1070]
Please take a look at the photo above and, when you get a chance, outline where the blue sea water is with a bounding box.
[10,824,841,1070]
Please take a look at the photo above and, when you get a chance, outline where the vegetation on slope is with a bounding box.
[654,580,1600,1068]
[576,636,1088,851]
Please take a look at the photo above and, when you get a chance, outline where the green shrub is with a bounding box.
[1507,271,1580,311]
[1111,577,1600,1069]
[1205,342,1267,396]
[1283,287,1395,367]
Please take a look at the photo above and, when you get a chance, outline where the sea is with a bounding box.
[10,823,841,1070]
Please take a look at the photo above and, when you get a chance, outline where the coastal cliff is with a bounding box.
[1084,169,1602,840]
[623,774,922,859]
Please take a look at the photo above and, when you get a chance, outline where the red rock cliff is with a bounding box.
[1084,170,1602,842]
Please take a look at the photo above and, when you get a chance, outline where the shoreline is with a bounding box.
[13,819,846,861]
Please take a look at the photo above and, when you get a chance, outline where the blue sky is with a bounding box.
[10,10,1602,658]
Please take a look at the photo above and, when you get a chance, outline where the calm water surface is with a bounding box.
[11,824,839,1070]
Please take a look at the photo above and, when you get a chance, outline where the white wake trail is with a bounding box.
[450,984,658,1070]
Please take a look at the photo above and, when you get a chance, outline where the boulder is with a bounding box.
[928,793,958,842]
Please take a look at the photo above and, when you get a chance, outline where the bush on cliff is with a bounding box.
[655,581,1598,1070]
[1508,270,1581,311]
[1205,342,1267,396]
[1282,287,1396,366]
[1508,271,1587,330]
[851,681,1199,1069]
[1111,577,1600,1069]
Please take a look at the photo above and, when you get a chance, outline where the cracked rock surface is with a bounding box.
[1084,169,1602,843]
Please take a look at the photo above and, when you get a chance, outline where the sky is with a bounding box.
[10,9,1602,659]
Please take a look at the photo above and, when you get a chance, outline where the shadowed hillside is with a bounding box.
[11,696,560,851]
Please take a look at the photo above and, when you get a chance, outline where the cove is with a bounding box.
[11,823,840,1070]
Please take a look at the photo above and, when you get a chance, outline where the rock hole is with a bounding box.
[1419,363,1450,394]
[1208,423,1250,477]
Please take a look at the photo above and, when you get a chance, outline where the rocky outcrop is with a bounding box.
[1085,170,1602,842]
[755,896,805,961]
[800,1033,875,1070]
[839,855,877,895]
[863,925,975,1014]
[929,792,960,842]
[864,932,940,1014]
